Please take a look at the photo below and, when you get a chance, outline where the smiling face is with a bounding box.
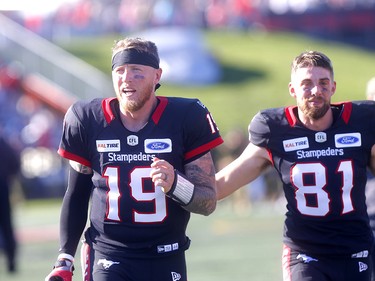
[289,66,336,121]
[112,63,162,113]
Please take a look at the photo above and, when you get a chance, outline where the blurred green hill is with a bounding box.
[58,30,375,134]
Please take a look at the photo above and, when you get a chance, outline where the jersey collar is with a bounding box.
[284,102,352,127]
[101,96,169,125]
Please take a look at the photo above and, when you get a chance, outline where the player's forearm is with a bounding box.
[215,171,236,200]
[182,183,216,216]
[216,143,271,200]
[181,153,217,216]
[59,194,89,256]
[59,166,92,256]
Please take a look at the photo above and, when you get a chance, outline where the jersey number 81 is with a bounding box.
[291,161,354,216]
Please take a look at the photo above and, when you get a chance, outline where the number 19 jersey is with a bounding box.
[58,96,223,257]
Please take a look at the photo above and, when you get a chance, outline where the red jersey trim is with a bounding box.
[285,106,298,127]
[184,137,224,161]
[336,101,352,124]
[102,98,117,124]
[152,96,168,124]
[58,148,92,167]
[266,149,274,166]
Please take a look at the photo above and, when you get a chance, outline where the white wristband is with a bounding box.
[57,253,74,262]
[167,170,195,205]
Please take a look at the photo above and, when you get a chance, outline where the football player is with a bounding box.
[216,51,375,281]
[45,37,223,281]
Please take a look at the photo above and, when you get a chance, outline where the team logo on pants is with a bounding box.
[296,254,318,263]
[171,271,181,281]
[97,259,120,269]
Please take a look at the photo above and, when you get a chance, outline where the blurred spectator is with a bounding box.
[3,0,375,51]
[0,131,20,273]
[0,60,66,199]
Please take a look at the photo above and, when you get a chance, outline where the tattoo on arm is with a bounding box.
[69,160,93,175]
[183,152,217,216]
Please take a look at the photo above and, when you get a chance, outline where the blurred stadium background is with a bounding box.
[1,0,375,280]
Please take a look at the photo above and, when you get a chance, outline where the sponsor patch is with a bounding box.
[283,137,309,152]
[334,133,361,148]
[96,140,120,152]
[144,139,172,153]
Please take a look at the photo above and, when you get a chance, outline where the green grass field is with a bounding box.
[0,199,284,281]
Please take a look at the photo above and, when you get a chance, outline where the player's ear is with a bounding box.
[288,82,296,98]
[153,68,162,92]
[331,81,337,96]
[155,68,162,83]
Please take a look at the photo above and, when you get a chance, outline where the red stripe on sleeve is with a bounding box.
[58,148,92,168]
[184,137,223,161]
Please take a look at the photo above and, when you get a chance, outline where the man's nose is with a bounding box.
[311,85,323,96]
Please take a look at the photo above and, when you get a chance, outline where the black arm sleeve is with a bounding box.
[59,166,92,256]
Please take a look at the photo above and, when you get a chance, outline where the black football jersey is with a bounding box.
[250,101,375,256]
[58,96,223,257]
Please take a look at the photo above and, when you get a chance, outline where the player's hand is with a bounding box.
[45,254,74,281]
[151,157,175,193]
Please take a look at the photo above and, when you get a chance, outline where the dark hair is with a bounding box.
[291,51,334,79]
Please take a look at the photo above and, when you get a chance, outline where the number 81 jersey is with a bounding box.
[58,96,223,257]
[250,101,375,256]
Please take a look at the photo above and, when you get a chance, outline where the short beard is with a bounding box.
[300,100,330,120]
[123,85,153,113]
[126,94,150,112]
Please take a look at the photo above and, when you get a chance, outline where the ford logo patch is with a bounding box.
[337,136,359,144]
[146,141,170,150]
